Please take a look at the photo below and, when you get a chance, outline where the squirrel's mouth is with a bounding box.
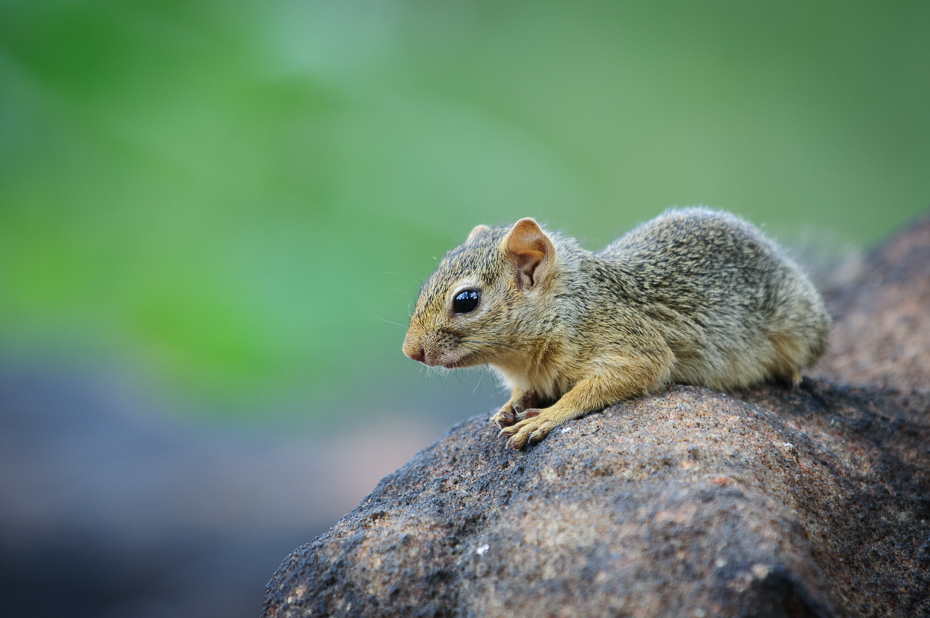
[417,354,464,369]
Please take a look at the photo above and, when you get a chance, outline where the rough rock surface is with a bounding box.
[264,214,930,618]
[812,212,930,392]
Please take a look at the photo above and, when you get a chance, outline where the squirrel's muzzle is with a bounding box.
[404,343,426,364]
[402,330,427,364]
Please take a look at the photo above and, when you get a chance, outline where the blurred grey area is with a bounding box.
[0,365,499,617]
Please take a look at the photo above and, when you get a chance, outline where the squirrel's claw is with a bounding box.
[491,404,523,428]
[493,391,541,430]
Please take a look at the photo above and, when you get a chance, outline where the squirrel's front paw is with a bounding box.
[491,391,540,428]
[499,411,558,449]
[490,406,517,428]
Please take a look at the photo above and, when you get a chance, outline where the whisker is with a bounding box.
[376,317,408,328]
[473,366,486,394]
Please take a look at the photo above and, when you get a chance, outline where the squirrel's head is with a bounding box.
[402,218,557,368]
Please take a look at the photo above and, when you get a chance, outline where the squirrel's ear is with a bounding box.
[466,224,491,243]
[503,218,555,289]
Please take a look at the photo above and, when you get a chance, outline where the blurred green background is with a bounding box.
[2,0,929,421]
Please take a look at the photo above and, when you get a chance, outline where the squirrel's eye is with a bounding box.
[453,289,480,314]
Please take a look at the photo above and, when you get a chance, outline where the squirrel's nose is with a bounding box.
[406,346,426,363]
[403,339,426,363]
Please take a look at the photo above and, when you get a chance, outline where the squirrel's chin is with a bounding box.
[440,356,476,369]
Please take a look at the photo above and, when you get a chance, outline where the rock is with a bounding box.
[264,384,929,617]
[264,213,930,618]
[813,212,930,392]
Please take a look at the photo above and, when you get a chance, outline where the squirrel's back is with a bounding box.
[597,207,830,390]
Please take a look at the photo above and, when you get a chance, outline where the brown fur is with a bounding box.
[403,209,831,449]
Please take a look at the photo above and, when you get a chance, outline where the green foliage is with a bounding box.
[1,0,928,413]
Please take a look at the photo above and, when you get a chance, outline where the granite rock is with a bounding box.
[813,212,930,392]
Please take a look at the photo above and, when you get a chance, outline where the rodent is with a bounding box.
[402,208,831,449]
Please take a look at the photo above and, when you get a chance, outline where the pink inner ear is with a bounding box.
[507,220,552,287]
[516,250,544,285]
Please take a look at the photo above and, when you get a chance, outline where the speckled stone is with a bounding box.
[813,211,930,392]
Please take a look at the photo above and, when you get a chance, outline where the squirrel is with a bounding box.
[402,208,830,449]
